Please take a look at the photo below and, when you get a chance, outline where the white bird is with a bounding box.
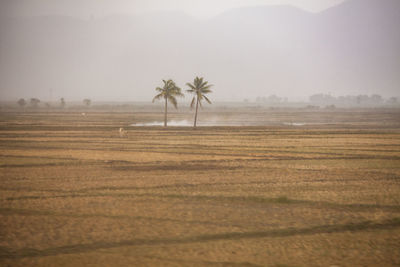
[119,127,127,137]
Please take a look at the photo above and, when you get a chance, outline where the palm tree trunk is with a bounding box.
[194,97,199,128]
[164,97,168,127]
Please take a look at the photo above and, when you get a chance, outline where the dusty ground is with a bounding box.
[0,109,399,266]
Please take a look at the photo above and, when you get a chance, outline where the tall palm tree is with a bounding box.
[152,79,183,127]
[186,77,213,128]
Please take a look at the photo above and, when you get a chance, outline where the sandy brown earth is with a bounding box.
[0,109,400,266]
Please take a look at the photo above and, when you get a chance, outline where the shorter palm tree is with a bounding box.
[186,77,213,128]
[152,79,183,127]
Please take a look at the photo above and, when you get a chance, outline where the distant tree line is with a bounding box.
[252,94,398,107]
[17,98,92,108]
[256,95,288,104]
[309,94,398,107]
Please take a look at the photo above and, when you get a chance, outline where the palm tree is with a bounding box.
[152,79,183,127]
[186,77,213,128]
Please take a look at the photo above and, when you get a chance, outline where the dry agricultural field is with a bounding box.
[1,108,400,266]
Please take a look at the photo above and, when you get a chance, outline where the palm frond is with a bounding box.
[168,96,178,109]
[194,77,202,88]
[201,84,213,90]
[203,95,212,104]
[201,88,213,94]
[166,80,174,88]
[200,80,208,88]
[170,87,183,96]
[186,83,196,90]
[152,93,164,103]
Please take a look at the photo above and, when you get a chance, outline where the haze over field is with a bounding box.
[0,0,399,101]
[1,2,400,265]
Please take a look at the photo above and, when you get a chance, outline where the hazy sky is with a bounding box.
[1,0,399,102]
[2,0,346,18]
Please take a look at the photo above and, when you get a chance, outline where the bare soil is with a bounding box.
[0,108,399,266]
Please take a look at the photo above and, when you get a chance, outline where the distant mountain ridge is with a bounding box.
[0,0,399,101]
